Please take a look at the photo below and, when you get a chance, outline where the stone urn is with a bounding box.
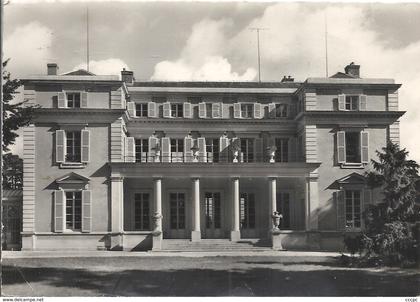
[267,145,277,163]
[271,211,283,230]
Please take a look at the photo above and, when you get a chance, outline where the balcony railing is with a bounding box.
[124,152,292,163]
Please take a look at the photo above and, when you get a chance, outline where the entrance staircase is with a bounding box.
[160,239,272,252]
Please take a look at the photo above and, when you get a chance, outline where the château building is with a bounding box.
[20,62,403,251]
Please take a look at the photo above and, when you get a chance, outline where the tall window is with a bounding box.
[65,191,82,231]
[170,139,184,162]
[275,104,288,118]
[170,193,185,229]
[206,139,220,163]
[345,190,361,228]
[240,193,255,229]
[171,104,183,118]
[346,132,361,163]
[204,192,221,229]
[66,131,81,162]
[134,193,150,230]
[135,103,148,117]
[240,138,254,163]
[135,139,148,162]
[66,92,81,108]
[276,192,290,229]
[275,138,289,162]
[241,104,253,118]
[345,96,359,111]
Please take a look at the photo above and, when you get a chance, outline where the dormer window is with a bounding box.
[67,92,81,108]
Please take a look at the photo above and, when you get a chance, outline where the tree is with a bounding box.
[2,153,23,190]
[345,141,420,266]
[2,59,37,152]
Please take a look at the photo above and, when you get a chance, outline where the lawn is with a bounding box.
[1,255,419,296]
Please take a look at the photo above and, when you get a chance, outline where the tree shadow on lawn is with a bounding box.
[2,263,419,297]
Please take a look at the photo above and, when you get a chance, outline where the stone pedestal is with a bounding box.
[152,232,162,251]
[270,229,284,250]
[191,231,201,242]
[110,233,123,251]
[230,230,241,242]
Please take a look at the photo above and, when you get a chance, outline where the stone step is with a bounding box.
[161,239,271,251]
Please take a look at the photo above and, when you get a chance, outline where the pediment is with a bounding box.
[56,172,90,184]
[337,172,366,184]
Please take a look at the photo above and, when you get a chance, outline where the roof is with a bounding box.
[132,81,302,89]
[330,72,356,79]
[62,69,96,76]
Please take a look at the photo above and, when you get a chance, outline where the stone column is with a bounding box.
[191,178,201,241]
[152,178,163,251]
[268,177,277,229]
[110,176,124,250]
[230,177,241,241]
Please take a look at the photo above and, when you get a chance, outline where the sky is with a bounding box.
[3,1,420,162]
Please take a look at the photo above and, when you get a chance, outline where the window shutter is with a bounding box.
[268,103,276,118]
[163,102,171,118]
[82,190,92,233]
[219,136,230,162]
[56,130,65,163]
[81,92,88,108]
[197,137,206,162]
[199,102,206,118]
[161,137,171,162]
[212,103,221,118]
[148,102,157,118]
[222,104,230,119]
[359,94,367,111]
[183,102,192,118]
[125,137,135,162]
[81,129,90,163]
[54,190,65,232]
[338,94,345,111]
[184,137,193,162]
[337,131,346,164]
[361,131,369,164]
[233,103,241,118]
[254,103,262,119]
[58,92,66,108]
[148,136,158,162]
[127,101,136,117]
[336,190,345,230]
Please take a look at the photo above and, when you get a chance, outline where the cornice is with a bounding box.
[33,108,125,124]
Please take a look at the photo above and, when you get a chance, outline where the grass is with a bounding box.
[1,255,419,297]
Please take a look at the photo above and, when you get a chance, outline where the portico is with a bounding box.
[109,162,320,251]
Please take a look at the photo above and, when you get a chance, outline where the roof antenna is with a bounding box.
[86,6,90,72]
[249,27,268,83]
[324,10,329,77]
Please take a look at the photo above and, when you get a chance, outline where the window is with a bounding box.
[170,139,184,162]
[135,103,148,117]
[240,193,255,229]
[241,104,253,118]
[206,139,220,163]
[275,138,289,162]
[135,139,148,162]
[171,104,183,118]
[275,104,288,118]
[66,131,81,162]
[170,193,185,229]
[240,138,254,163]
[65,191,82,231]
[345,132,361,163]
[66,92,81,108]
[345,190,362,228]
[204,192,221,229]
[134,193,150,230]
[345,96,359,111]
[276,192,290,229]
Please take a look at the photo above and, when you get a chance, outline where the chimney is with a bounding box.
[47,63,59,75]
[344,62,360,78]
[281,75,294,82]
[121,68,134,84]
